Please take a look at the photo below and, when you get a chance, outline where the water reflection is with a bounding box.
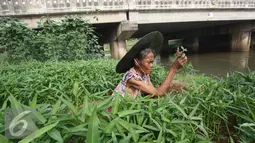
[159,51,255,76]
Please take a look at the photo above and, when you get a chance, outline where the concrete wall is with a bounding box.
[17,12,127,28]
[129,10,255,24]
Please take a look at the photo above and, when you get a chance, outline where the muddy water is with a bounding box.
[159,50,255,77]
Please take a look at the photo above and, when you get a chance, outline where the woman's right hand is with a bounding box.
[171,56,188,71]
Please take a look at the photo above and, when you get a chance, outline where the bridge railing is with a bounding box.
[1,0,255,16]
[132,0,255,9]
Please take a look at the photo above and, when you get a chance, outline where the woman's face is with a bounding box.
[139,52,155,74]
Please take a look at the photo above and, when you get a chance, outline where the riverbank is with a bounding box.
[0,59,255,142]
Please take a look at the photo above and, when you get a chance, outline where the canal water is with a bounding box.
[159,50,255,77]
[105,42,255,77]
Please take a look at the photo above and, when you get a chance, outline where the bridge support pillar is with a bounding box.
[231,23,252,52]
[110,21,138,59]
[110,40,127,59]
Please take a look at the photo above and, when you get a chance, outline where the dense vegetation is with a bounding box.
[0,16,104,62]
[0,59,168,104]
[0,59,255,143]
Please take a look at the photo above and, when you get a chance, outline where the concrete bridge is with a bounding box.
[1,0,255,59]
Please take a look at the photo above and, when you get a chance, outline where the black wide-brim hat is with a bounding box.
[116,31,164,73]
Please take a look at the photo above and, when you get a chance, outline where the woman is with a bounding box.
[113,31,188,99]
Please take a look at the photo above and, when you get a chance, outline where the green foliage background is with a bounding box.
[0,16,104,62]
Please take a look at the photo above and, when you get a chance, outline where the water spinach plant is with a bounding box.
[0,59,255,142]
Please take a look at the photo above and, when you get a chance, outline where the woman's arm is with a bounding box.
[128,68,176,96]
[127,56,187,97]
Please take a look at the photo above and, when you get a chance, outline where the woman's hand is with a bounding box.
[170,56,188,71]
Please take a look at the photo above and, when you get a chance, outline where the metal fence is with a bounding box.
[1,0,255,15]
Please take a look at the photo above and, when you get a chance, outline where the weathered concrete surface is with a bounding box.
[15,12,127,28]
[116,21,138,41]
[110,40,127,59]
[129,10,255,24]
[110,21,138,59]
[231,23,252,52]
[17,9,255,29]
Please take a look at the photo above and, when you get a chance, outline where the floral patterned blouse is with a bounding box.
[113,68,151,99]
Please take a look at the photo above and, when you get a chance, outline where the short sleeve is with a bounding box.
[122,72,142,83]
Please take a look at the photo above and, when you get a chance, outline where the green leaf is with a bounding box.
[229,137,235,143]
[143,125,160,131]
[19,121,59,143]
[115,122,125,136]
[151,118,162,130]
[1,98,8,111]
[171,120,190,124]
[170,101,187,118]
[166,129,177,137]
[0,134,9,143]
[179,96,187,105]
[29,95,37,108]
[130,127,138,142]
[112,132,118,143]
[156,129,163,143]
[117,119,130,131]
[66,124,87,133]
[191,121,209,138]
[137,114,144,126]
[81,95,90,122]
[47,129,63,143]
[97,96,113,110]
[72,81,79,96]
[240,123,255,127]
[112,94,120,115]
[22,105,46,124]
[50,100,61,115]
[104,118,118,133]
[59,96,78,116]
[161,114,170,123]
[181,129,186,140]
[87,107,99,143]
[119,134,132,143]
[9,95,23,113]
[189,103,199,117]
[118,110,141,117]
[139,133,153,142]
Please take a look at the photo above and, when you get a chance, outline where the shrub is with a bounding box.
[0,16,104,62]
[0,17,33,61]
